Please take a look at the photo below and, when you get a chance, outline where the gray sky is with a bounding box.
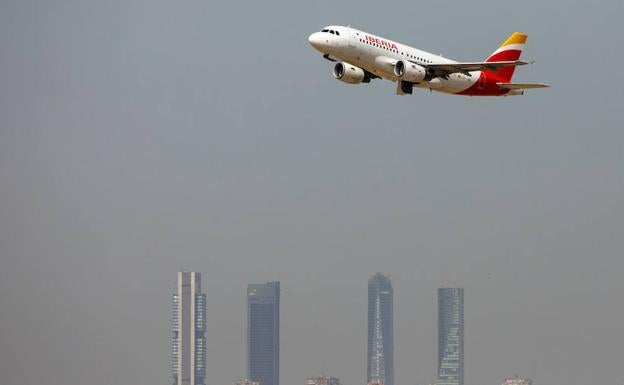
[0,1,622,385]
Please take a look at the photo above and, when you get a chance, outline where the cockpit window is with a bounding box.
[321,28,340,35]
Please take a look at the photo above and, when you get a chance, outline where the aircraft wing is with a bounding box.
[497,82,550,89]
[424,60,530,77]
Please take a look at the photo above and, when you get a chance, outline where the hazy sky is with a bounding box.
[0,1,622,385]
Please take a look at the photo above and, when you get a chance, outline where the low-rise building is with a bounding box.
[238,379,261,385]
[501,376,532,385]
[307,375,341,385]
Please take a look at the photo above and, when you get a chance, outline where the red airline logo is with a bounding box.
[365,35,398,50]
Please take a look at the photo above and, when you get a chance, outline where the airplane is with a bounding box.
[308,26,549,96]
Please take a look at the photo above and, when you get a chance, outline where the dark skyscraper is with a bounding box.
[437,288,464,385]
[247,282,280,385]
[172,272,206,385]
[367,273,394,385]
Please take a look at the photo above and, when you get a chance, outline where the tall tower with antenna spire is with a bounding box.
[367,273,394,385]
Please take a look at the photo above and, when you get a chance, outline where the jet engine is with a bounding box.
[393,60,427,83]
[333,62,371,84]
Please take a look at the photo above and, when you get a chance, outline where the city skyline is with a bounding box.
[367,273,394,385]
[172,274,469,385]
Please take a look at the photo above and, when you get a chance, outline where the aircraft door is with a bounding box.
[349,29,357,48]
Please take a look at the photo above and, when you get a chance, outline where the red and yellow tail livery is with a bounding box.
[486,32,528,82]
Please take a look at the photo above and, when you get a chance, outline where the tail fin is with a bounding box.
[485,32,527,82]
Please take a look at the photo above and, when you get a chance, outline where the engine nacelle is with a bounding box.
[394,60,427,83]
[333,62,371,84]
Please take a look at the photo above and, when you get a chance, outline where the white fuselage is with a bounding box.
[308,26,481,94]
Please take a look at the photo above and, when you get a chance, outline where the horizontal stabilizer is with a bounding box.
[497,82,550,90]
[426,60,528,74]
[423,60,529,79]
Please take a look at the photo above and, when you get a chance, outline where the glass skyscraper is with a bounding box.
[437,288,464,385]
[367,273,394,385]
[247,281,280,385]
[172,272,206,385]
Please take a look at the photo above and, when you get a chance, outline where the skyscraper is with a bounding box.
[172,272,206,385]
[367,273,394,385]
[247,281,280,385]
[437,288,464,385]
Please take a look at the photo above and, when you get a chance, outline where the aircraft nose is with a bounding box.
[308,32,324,50]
